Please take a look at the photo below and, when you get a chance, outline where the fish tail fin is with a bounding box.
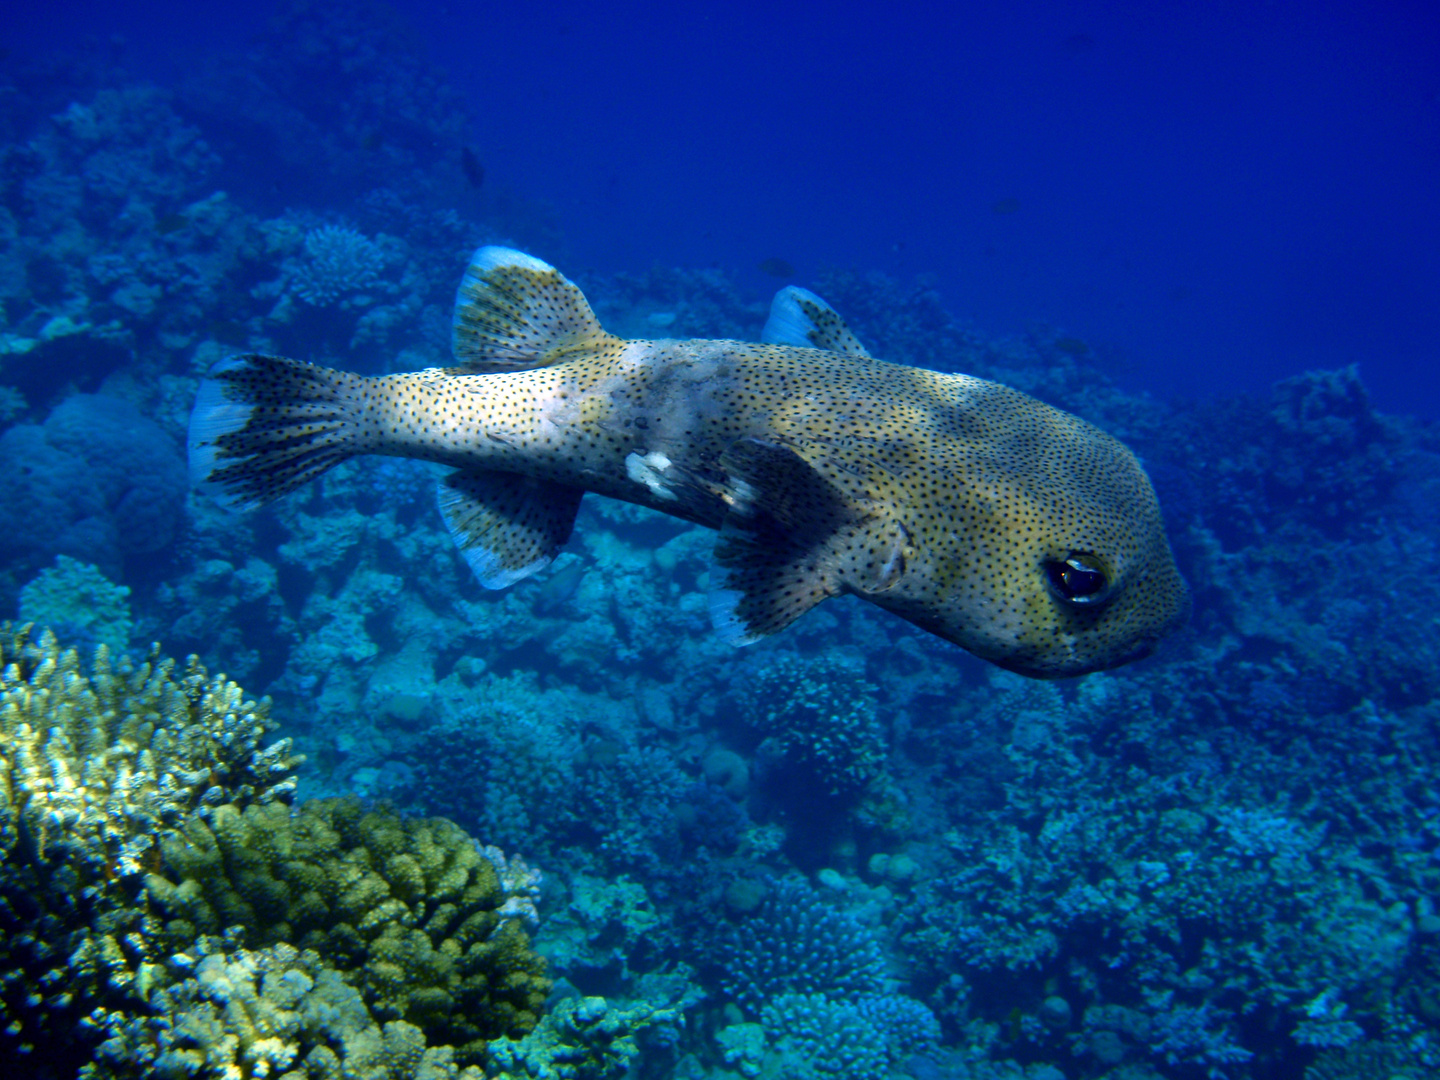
[451,245,620,371]
[187,353,367,511]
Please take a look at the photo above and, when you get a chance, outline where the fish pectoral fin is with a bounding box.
[709,438,904,644]
[437,470,583,589]
[450,246,621,372]
[761,285,871,357]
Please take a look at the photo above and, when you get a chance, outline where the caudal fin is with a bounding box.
[188,353,365,511]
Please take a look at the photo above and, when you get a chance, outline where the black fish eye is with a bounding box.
[1045,553,1111,605]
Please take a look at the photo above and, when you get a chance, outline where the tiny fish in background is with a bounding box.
[757,257,795,278]
[461,146,485,189]
[531,558,588,617]
[189,246,1188,677]
[154,212,189,235]
[991,198,1021,215]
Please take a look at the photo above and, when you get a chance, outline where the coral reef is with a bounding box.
[737,651,887,798]
[19,556,133,653]
[719,878,889,1014]
[0,626,558,1078]
[0,393,187,585]
[144,797,552,1060]
[0,624,299,1071]
[7,9,1440,1076]
[90,938,487,1080]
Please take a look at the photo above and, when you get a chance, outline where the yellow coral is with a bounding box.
[146,797,550,1063]
[0,624,300,1063]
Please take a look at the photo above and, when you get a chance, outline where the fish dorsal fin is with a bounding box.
[709,438,908,645]
[438,469,584,589]
[452,246,617,372]
[761,286,871,357]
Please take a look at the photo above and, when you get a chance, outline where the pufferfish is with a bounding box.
[188,246,1188,678]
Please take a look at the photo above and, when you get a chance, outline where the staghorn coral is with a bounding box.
[143,796,551,1064]
[0,623,299,1068]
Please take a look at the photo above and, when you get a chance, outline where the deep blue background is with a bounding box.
[10,0,1440,416]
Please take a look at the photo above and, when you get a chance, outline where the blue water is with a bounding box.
[11,1,1440,415]
[3,2,1440,1078]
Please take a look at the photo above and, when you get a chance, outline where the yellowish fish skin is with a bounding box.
[349,336,1187,678]
[190,248,1188,678]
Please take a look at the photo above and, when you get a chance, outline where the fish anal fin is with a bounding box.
[709,438,908,644]
[437,470,583,589]
[761,286,871,357]
[452,246,620,372]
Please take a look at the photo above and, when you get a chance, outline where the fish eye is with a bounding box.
[1045,552,1111,605]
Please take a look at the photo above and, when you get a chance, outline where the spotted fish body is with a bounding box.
[190,247,1188,678]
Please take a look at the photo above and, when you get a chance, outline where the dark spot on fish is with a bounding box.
[991,198,1021,215]
[1062,32,1096,53]
[1054,337,1089,356]
[208,320,249,347]
[758,257,795,278]
[462,147,485,189]
[155,213,189,235]
[1169,286,1191,302]
[360,130,383,152]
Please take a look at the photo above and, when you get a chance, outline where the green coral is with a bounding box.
[20,556,134,653]
[0,626,559,1078]
[144,797,551,1063]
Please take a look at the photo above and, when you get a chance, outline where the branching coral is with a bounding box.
[290,225,389,306]
[485,993,685,1080]
[741,653,886,797]
[0,623,299,1067]
[0,623,299,876]
[143,796,551,1063]
[0,626,557,1077]
[720,878,889,1015]
[90,938,488,1080]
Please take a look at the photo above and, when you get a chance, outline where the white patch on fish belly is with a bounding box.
[626,449,678,501]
